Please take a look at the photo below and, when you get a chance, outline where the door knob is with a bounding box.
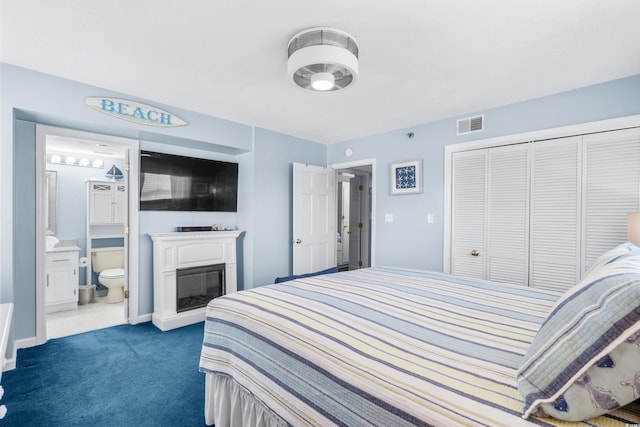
[471,249,480,256]
[295,239,302,244]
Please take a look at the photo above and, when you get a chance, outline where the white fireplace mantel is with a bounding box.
[149,230,243,331]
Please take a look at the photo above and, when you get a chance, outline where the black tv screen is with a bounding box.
[139,150,238,212]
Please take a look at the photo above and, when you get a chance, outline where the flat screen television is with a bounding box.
[139,150,238,212]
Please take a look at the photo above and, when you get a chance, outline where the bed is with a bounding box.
[200,253,640,426]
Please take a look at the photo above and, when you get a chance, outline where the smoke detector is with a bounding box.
[287,28,359,92]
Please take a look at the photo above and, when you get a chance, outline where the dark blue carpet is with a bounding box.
[1,322,208,426]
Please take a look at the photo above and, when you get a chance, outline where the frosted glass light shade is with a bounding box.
[311,72,335,91]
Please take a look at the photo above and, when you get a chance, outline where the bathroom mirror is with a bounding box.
[45,170,57,235]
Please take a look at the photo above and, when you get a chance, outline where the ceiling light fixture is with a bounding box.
[287,27,359,92]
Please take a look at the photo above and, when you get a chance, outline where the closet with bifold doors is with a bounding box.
[449,126,640,292]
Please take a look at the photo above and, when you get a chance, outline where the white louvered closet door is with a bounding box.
[451,150,486,279]
[486,144,530,286]
[529,136,581,292]
[583,128,640,272]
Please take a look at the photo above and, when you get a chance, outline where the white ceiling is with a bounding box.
[2,1,640,145]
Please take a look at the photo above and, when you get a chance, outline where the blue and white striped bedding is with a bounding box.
[199,266,640,426]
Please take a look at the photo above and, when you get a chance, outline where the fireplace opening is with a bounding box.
[176,263,225,313]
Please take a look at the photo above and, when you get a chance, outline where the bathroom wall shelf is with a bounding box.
[86,180,126,287]
[87,180,126,237]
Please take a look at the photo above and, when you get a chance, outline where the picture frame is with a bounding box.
[390,159,422,195]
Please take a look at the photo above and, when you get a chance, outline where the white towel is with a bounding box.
[46,236,59,250]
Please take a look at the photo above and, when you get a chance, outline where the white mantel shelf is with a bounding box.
[149,230,243,331]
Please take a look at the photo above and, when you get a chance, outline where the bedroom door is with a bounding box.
[292,163,337,275]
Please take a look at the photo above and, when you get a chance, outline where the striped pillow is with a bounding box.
[585,242,640,276]
[517,244,640,421]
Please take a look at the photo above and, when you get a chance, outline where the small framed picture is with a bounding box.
[390,159,422,195]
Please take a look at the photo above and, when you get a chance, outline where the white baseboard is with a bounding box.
[133,313,152,324]
[15,336,37,350]
[152,308,205,331]
[3,357,15,372]
[3,336,35,373]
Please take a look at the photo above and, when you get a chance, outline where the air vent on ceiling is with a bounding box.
[457,115,484,135]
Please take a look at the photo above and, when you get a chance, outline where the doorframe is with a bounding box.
[330,158,376,267]
[35,125,140,345]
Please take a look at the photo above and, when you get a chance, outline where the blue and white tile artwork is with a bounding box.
[395,165,417,189]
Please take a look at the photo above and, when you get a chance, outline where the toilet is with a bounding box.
[91,246,125,303]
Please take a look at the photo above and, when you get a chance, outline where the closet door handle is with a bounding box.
[471,249,480,256]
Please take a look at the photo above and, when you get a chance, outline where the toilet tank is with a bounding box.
[91,246,124,272]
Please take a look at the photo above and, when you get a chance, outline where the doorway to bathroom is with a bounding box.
[35,125,138,342]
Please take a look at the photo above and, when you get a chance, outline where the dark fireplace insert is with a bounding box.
[176,263,225,313]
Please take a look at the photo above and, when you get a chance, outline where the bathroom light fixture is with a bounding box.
[105,165,124,181]
[287,27,359,92]
[46,153,104,169]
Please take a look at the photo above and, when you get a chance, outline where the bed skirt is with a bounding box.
[205,373,286,427]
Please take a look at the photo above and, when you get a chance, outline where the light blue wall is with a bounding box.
[328,74,640,271]
[251,128,327,287]
[0,64,322,342]
[13,120,37,339]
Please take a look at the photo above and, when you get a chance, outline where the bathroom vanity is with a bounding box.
[45,246,80,313]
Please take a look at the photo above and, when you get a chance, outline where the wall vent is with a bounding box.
[457,115,484,135]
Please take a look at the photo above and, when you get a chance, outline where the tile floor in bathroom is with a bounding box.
[46,296,126,339]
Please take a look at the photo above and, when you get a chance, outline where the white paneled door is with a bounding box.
[583,128,640,270]
[293,163,337,275]
[451,144,529,286]
[529,136,581,291]
[486,144,530,286]
[449,125,640,292]
[451,150,487,280]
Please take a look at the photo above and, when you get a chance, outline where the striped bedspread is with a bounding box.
[199,267,640,426]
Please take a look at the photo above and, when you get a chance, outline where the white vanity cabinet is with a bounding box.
[46,247,79,313]
[88,180,126,225]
